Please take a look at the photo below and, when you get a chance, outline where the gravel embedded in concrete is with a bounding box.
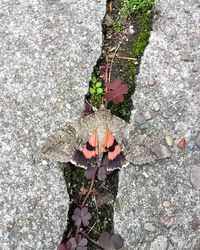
[0,0,106,249]
[114,0,200,249]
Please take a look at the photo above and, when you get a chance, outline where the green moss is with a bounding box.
[111,2,154,119]
[133,32,149,57]
[72,168,84,182]
[121,0,155,17]
[113,18,122,33]
[132,11,152,57]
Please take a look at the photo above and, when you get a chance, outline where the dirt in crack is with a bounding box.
[60,0,155,249]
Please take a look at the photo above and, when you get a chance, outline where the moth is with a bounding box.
[41,107,169,170]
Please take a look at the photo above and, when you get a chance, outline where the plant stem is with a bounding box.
[81,167,98,208]
[80,231,104,250]
[75,225,80,239]
[115,55,137,61]
[108,43,121,82]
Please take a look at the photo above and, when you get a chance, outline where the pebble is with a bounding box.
[196,131,200,148]
[28,234,35,240]
[104,14,113,27]
[190,165,200,190]
[142,172,149,178]
[6,223,14,232]
[192,65,199,72]
[129,25,135,34]
[159,145,171,159]
[152,102,160,112]
[133,113,146,125]
[162,200,171,208]
[191,218,200,230]
[181,54,194,62]
[178,138,186,149]
[148,78,156,86]
[144,110,153,120]
[42,160,48,166]
[160,215,173,229]
[150,236,168,250]
[165,135,174,147]
[144,222,156,232]
[187,140,196,150]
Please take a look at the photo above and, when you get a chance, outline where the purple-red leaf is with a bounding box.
[57,240,73,250]
[97,166,107,181]
[104,79,128,104]
[85,166,98,179]
[111,234,124,249]
[100,63,109,82]
[72,207,91,227]
[82,102,93,116]
[98,232,124,249]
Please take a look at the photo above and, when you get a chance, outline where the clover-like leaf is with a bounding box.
[85,166,110,181]
[77,238,88,250]
[57,238,74,250]
[97,166,108,181]
[81,207,92,226]
[98,232,124,250]
[96,82,102,88]
[98,232,113,249]
[97,88,103,94]
[89,87,96,94]
[104,79,128,104]
[91,75,97,84]
[72,207,91,227]
[72,208,82,226]
[85,166,98,179]
[111,234,124,249]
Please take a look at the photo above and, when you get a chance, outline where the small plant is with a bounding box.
[57,165,124,250]
[85,62,128,112]
[121,0,155,17]
[89,75,104,107]
[113,18,122,33]
[89,76,104,96]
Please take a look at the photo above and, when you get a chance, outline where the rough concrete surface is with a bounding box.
[0,0,106,249]
[115,0,200,249]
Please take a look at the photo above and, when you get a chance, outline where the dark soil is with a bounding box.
[61,1,155,249]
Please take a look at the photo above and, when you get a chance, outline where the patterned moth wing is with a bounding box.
[40,111,101,165]
[40,107,170,168]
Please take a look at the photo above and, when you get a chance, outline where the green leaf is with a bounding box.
[97,88,103,94]
[96,82,102,88]
[91,76,97,84]
[90,87,96,94]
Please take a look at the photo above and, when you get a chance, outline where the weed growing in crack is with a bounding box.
[58,165,124,250]
[121,0,155,17]
[58,1,156,249]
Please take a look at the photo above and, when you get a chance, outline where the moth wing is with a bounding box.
[40,112,99,164]
[40,123,79,163]
[73,130,98,169]
[101,128,126,171]
[107,113,170,166]
[123,132,170,165]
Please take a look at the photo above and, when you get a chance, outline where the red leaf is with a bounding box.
[82,102,93,116]
[100,63,109,82]
[104,79,128,104]
[178,138,186,149]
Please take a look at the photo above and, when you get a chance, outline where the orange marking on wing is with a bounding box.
[108,145,121,160]
[101,128,114,153]
[88,131,98,147]
[82,131,98,159]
